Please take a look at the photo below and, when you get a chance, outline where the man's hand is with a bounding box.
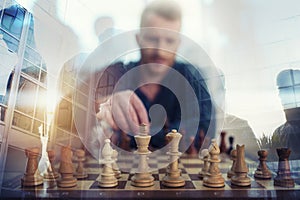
[96,90,149,134]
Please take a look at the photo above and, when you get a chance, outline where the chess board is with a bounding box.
[2,153,300,199]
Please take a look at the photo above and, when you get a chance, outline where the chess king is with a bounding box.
[94,0,216,152]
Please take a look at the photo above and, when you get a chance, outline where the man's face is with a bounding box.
[136,13,181,75]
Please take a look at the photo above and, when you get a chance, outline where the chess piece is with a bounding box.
[98,139,118,187]
[227,136,234,155]
[57,146,77,188]
[162,129,185,187]
[227,149,237,178]
[43,150,59,180]
[131,124,154,187]
[219,131,227,153]
[254,149,272,179]
[21,147,44,187]
[203,139,225,188]
[198,149,209,179]
[231,144,251,187]
[112,149,121,179]
[74,149,88,179]
[274,147,295,188]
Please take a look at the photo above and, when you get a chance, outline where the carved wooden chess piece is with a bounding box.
[231,144,251,187]
[274,147,295,188]
[21,147,44,187]
[219,131,227,153]
[43,150,59,180]
[227,136,234,155]
[203,139,225,188]
[254,149,272,179]
[98,139,118,187]
[74,149,88,179]
[162,129,185,187]
[198,149,209,179]
[57,146,77,188]
[131,124,154,187]
[227,149,237,178]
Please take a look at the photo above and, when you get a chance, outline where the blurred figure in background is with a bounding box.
[272,69,300,160]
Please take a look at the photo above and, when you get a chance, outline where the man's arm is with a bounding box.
[95,63,149,134]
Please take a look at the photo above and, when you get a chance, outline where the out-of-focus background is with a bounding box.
[0,0,299,187]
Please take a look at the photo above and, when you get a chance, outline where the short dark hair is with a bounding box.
[140,0,182,27]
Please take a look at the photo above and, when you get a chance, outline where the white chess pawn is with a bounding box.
[98,139,118,187]
[199,149,209,179]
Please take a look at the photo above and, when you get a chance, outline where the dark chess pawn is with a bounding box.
[21,147,44,187]
[227,136,234,155]
[254,149,272,179]
[227,149,237,178]
[274,148,295,188]
[219,131,227,153]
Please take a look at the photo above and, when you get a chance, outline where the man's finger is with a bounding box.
[128,104,139,134]
[102,107,118,130]
[112,103,130,133]
[130,93,149,125]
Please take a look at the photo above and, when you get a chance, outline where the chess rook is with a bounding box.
[198,149,209,179]
[203,139,225,188]
[43,150,59,180]
[21,147,44,187]
[254,150,272,179]
[231,144,251,187]
[162,129,185,187]
[57,146,77,188]
[274,148,295,188]
[131,124,154,187]
[74,149,88,179]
